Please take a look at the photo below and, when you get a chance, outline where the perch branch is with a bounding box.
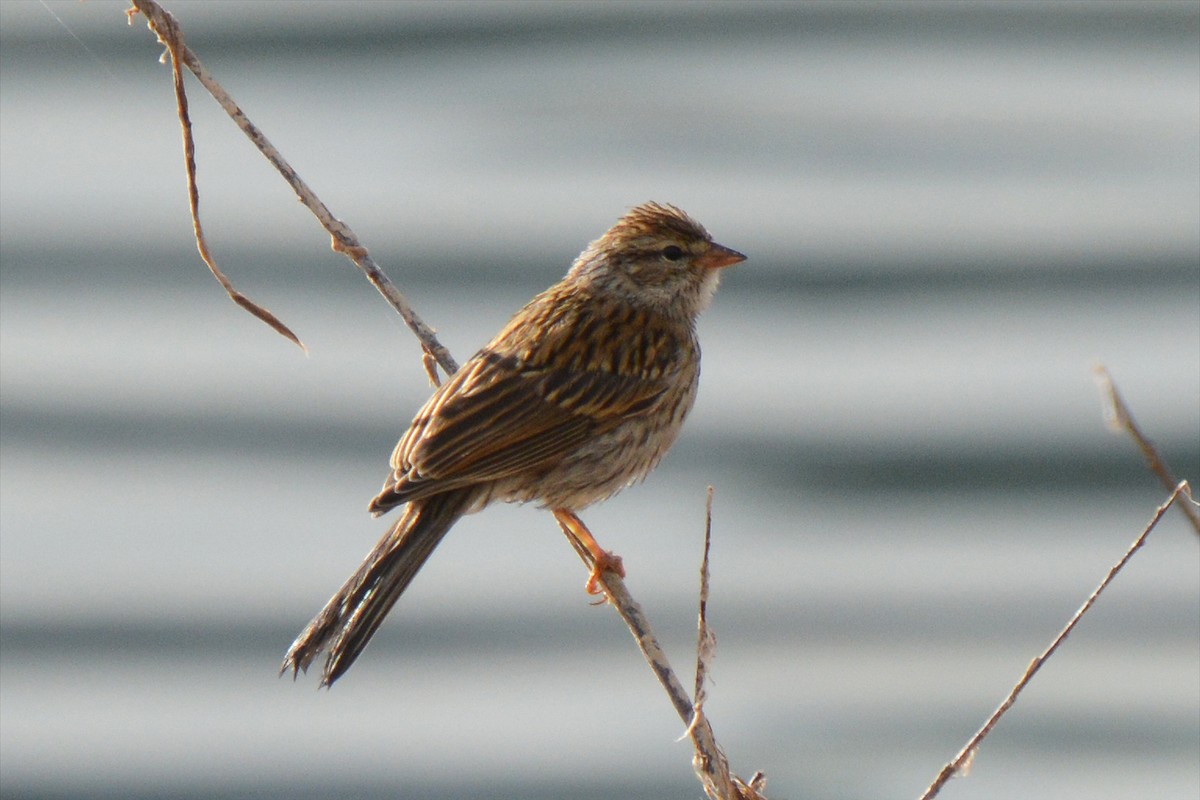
[557,491,767,800]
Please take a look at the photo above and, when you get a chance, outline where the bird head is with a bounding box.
[568,202,745,317]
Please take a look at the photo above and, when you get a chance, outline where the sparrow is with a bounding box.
[282,202,744,686]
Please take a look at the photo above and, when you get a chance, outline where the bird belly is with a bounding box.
[513,372,696,511]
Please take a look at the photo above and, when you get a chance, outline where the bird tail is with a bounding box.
[281,489,472,687]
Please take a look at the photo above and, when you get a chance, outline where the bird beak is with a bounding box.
[698,243,746,270]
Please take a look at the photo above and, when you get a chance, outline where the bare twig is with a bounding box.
[681,487,735,798]
[1093,364,1200,535]
[693,486,717,712]
[127,0,457,375]
[128,1,303,350]
[555,517,696,724]
[918,481,1193,799]
[558,494,768,800]
[686,487,737,800]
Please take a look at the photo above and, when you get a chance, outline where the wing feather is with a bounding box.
[370,286,683,513]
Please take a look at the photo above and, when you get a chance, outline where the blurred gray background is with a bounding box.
[1,1,1197,798]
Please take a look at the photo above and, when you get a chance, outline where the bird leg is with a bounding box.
[552,509,626,595]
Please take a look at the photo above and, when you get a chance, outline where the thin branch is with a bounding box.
[557,495,768,800]
[693,486,717,710]
[686,487,737,800]
[555,516,696,724]
[918,480,1193,799]
[127,0,457,375]
[1093,364,1200,535]
[687,489,769,800]
[128,1,303,350]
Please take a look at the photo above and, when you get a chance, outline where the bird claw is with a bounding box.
[585,550,625,596]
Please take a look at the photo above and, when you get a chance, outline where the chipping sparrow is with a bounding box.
[282,202,744,686]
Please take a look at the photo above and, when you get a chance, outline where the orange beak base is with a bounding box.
[698,242,747,270]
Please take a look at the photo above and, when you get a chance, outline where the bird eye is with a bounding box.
[661,245,684,261]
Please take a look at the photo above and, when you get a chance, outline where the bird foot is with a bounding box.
[585,549,625,595]
[552,508,627,596]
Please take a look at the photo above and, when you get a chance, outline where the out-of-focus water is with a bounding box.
[1,2,1197,799]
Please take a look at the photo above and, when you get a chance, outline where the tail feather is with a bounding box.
[281,489,472,686]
